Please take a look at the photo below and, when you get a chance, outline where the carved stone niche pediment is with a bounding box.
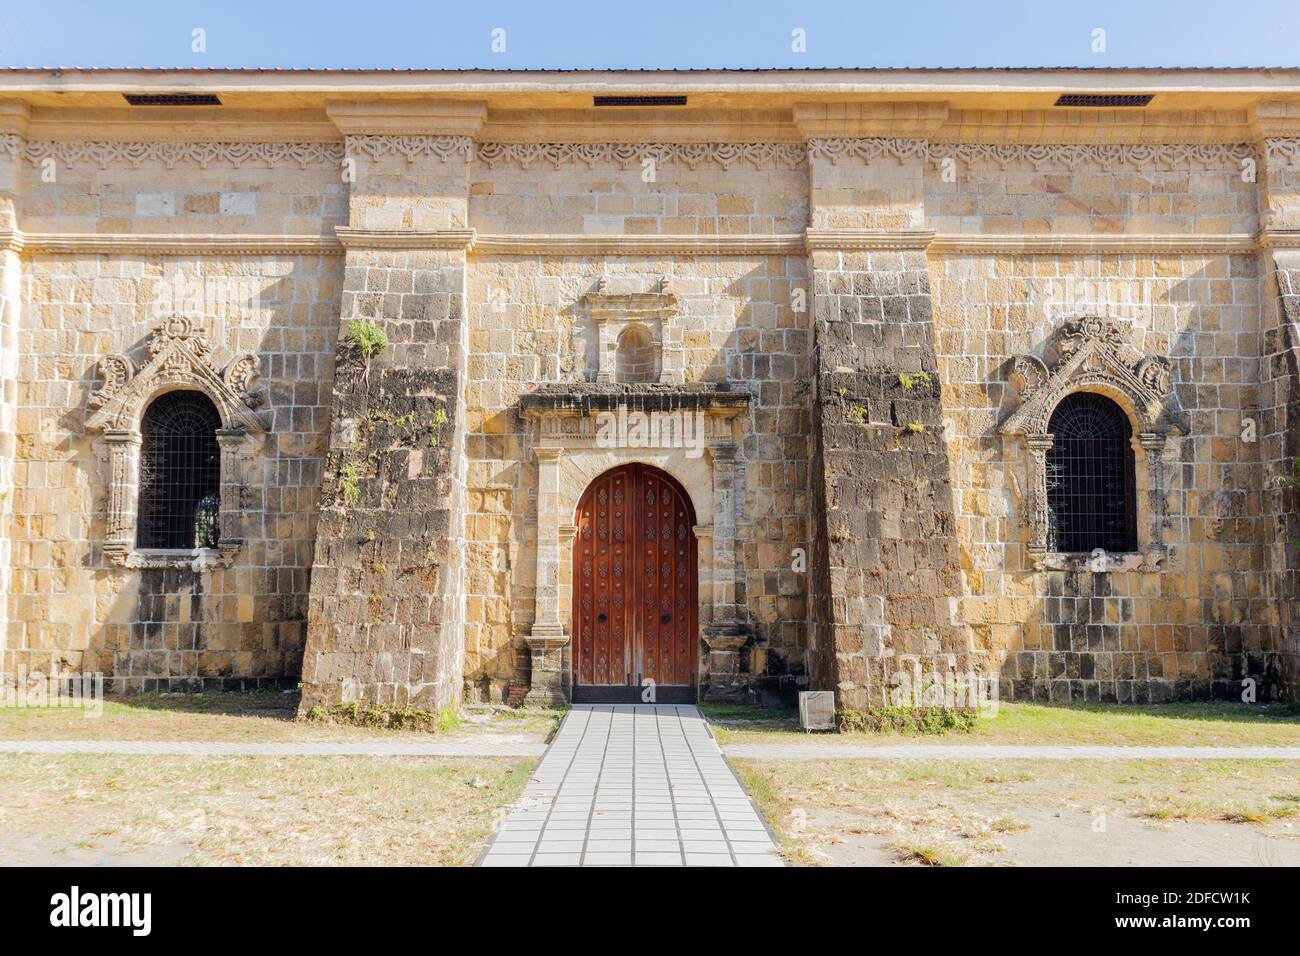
[999,316,1184,572]
[579,275,682,385]
[85,315,270,569]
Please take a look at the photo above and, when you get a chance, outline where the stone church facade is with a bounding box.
[0,68,1298,711]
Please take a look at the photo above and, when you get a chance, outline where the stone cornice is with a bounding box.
[0,229,343,256]
[1258,228,1300,250]
[471,233,806,256]
[939,108,1251,145]
[793,102,950,138]
[326,100,486,138]
[474,141,806,169]
[805,229,934,251]
[929,233,1259,255]
[1250,102,1300,141]
[334,226,474,250]
[2,227,1276,258]
[0,100,30,138]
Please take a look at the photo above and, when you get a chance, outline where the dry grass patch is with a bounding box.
[731,757,1300,866]
[0,753,534,866]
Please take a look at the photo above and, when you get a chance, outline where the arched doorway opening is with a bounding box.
[571,463,698,703]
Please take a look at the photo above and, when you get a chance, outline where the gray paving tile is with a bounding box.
[477,704,782,868]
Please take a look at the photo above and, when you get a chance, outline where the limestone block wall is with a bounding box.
[462,251,809,702]
[469,147,807,235]
[16,149,347,236]
[9,251,340,689]
[931,251,1273,700]
[925,151,1257,235]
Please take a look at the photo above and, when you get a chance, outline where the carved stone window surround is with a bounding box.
[85,315,270,569]
[999,316,1182,573]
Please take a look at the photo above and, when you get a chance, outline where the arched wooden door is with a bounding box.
[572,464,698,703]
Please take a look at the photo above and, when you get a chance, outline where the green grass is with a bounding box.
[0,690,559,742]
[706,700,1300,747]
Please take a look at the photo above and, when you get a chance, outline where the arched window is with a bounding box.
[137,391,222,550]
[614,324,656,384]
[1046,392,1138,553]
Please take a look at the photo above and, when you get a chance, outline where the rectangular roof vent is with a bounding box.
[593,95,687,107]
[123,93,222,106]
[1054,93,1153,107]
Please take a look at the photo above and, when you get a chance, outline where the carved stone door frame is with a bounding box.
[518,392,748,704]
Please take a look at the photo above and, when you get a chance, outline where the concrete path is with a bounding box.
[478,705,783,867]
[0,736,546,757]
[723,743,1300,760]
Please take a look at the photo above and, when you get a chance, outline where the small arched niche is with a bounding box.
[615,324,657,384]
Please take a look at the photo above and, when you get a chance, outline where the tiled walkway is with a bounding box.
[478,704,783,867]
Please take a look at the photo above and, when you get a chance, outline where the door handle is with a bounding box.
[597,613,608,623]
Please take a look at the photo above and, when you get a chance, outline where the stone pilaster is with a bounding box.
[801,133,969,711]
[700,442,751,701]
[100,429,140,566]
[299,101,483,715]
[1251,103,1300,700]
[0,101,25,676]
[524,446,571,705]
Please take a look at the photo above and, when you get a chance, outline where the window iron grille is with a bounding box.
[136,391,222,550]
[1045,392,1138,553]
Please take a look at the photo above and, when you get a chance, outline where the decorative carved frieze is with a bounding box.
[1001,316,1181,569]
[806,137,1256,171]
[1264,139,1300,164]
[345,135,474,163]
[11,138,343,169]
[807,138,930,164]
[929,141,1254,170]
[474,141,806,169]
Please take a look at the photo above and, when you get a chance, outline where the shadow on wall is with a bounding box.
[44,258,341,693]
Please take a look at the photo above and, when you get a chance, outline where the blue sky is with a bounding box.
[2,0,1298,70]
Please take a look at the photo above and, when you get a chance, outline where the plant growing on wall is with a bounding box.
[340,461,361,506]
[1275,457,1300,491]
[347,319,388,382]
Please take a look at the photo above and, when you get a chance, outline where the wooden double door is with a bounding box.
[572,464,698,703]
